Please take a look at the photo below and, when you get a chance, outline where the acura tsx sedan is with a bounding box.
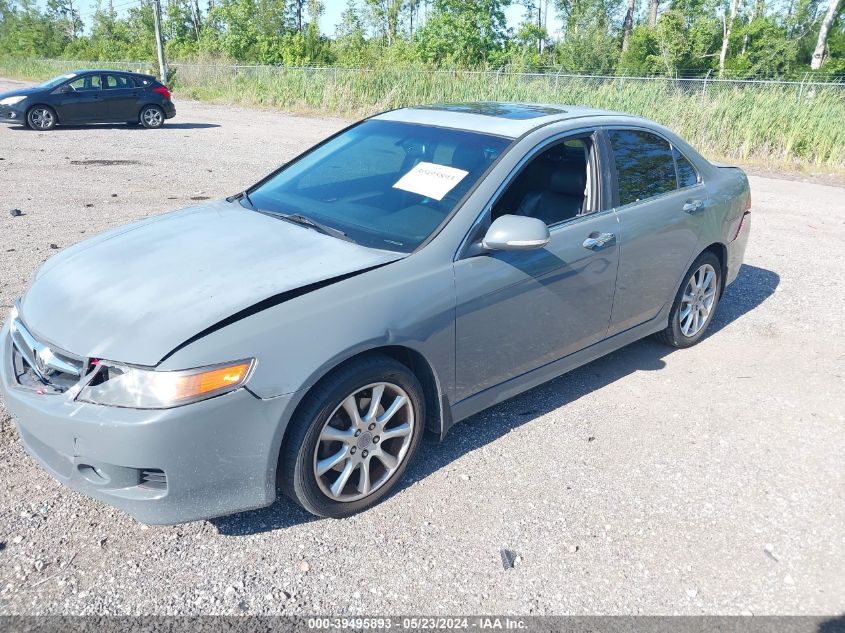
[0,103,750,524]
[0,70,175,129]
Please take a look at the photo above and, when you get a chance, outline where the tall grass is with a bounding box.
[2,58,843,170]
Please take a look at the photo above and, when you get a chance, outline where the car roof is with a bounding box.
[373,102,631,138]
[71,69,156,80]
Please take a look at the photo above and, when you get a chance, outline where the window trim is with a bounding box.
[672,145,702,191]
[604,125,705,211]
[455,126,609,261]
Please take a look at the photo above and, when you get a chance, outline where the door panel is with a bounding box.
[604,127,703,336]
[53,75,104,122]
[608,190,702,335]
[454,211,620,401]
[103,74,140,121]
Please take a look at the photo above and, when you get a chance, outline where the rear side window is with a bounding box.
[608,130,677,206]
[105,74,135,89]
[673,147,700,188]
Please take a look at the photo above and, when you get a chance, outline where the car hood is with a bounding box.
[20,200,403,366]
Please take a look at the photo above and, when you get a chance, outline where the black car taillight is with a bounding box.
[153,86,171,100]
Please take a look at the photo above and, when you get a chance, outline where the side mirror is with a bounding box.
[481,214,550,252]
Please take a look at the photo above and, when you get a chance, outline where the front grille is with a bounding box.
[139,468,167,491]
[9,310,85,393]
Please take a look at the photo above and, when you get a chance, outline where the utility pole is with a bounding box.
[66,0,77,38]
[152,0,169,82]
[190,0,201,38]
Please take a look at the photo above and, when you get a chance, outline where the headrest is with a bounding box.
[549,168,586,196]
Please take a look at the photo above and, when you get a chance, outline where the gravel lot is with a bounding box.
[0,77,843,616]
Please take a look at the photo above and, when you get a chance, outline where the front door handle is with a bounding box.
[683,199,704,214]
[583,232,616,250]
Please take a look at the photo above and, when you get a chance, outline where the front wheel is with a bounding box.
[139,105,165,129]
[26,106,57,130]
[655,251,722,348]
[280,355,425,518]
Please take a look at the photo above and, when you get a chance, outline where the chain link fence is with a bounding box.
[2,58,842,166]
[8,58,844,93]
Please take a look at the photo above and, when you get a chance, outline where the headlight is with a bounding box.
[77,359,255,409]
[0,95,27,106]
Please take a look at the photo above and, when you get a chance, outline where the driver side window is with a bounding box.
[491,134,600,227]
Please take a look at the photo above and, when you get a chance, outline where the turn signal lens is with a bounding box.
[183,363,251,397]
[78,359,255,409]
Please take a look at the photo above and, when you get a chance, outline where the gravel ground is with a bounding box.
[0,78,843,616]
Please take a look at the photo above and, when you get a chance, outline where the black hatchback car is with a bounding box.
[0,70,176,130]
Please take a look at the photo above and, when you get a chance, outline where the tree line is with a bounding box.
[0,0,842,78]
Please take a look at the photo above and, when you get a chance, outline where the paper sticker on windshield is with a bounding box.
[393,162,469,201]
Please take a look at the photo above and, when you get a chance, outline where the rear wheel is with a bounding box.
[655,251,722,348]
[139,105,164,129]
[26,105,57,130]
[280,355,425,518]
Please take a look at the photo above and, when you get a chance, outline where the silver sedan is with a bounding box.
[0,102,751,523]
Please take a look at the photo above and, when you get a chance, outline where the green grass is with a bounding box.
[3,57,844,170]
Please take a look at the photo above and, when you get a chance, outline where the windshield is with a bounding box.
[38,73,78,90]
[247,120,511,252]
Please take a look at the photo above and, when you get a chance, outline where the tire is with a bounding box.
[139,105,165,129]
[279,354,426,518]
[655,251,722,348]
[26,105,57,130]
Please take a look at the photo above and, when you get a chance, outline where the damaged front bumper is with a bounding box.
[0,318,295,524]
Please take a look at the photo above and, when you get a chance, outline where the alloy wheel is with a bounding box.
[313,382,415,502]
[142,107,163,127]
[29,108,54,129]
[679,263,718,337]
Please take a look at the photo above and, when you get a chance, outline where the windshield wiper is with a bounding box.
[272,212,352,242]
[231,194,353,243]
[227,190,256,210]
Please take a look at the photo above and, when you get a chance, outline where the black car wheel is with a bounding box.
[139,105,165,129]
[26,106,57,130]
[279,354,425,518]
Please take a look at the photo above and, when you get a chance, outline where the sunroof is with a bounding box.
[419,102,566,120]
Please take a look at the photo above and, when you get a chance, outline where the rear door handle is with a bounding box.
[683,199,704,214]
[583,232,616,250]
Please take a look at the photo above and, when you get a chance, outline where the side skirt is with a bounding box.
[443,314,667,436]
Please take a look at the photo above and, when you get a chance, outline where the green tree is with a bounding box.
[415,0,511,66]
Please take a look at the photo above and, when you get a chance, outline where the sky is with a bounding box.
[70,0,565,40]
